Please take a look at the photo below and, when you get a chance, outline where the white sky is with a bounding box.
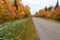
[22,0,60,15]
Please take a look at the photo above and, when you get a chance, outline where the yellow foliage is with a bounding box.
[0,0,31,23]
[24,5,30,17]
[35,6,60,21]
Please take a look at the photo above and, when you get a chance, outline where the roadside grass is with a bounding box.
[0,17,39,40]
[21,17,39,40]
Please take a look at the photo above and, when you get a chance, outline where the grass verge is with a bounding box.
[0,17,39,40]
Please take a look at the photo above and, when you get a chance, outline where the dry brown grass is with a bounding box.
[15,17,39,40]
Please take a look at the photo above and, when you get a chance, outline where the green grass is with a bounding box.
[0,17,39,40]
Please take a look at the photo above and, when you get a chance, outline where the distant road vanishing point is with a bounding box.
[32,17,60,40]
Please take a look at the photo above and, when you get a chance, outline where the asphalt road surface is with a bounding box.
[32,17,60,40]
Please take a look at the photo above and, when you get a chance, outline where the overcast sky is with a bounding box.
[22,0,60,15]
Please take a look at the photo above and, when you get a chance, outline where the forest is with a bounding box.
[34,0,60,21]
[0,0,30,23]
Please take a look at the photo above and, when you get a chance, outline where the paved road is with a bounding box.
[32,17,60,40]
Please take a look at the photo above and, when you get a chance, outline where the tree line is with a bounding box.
[0,0,30,23]
[35,0,60,21]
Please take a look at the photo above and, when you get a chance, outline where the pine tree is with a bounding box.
[55,0,59,9]
[14,0,18,10]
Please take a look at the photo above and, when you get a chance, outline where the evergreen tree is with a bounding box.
[55,0,59,9]
[14,0,18,10]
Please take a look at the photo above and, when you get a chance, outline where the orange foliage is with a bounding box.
[35,6,60,21]
[56,7,60,12]
[0,0,30,23]
[12,6,16,11]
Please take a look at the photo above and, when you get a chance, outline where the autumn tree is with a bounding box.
[0,0,31,23]
[34,0,60,21]
[35,12,39,17]
[24,5,31,17]
[0,0,5,23]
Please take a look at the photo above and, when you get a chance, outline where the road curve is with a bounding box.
[32,17,60,40]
